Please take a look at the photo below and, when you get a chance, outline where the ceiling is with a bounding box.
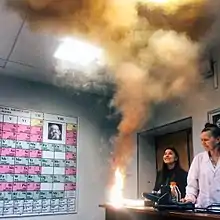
[0,1,215,97]
[0,1,57,80]
[0,1,113,96]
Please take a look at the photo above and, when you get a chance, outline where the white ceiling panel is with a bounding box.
[0,0,23,59]
[9,23,60,70]
[2,61,53,83]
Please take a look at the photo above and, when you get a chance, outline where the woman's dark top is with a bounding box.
[153,167,188,198]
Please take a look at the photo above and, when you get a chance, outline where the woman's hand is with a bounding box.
[180,198,194,203]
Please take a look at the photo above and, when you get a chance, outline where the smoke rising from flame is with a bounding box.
[6,0,220,181]
[111,30,199,174]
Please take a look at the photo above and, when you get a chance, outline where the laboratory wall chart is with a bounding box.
[0,105,78,217]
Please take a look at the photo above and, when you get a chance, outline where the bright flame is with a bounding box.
[108,168,145,208]
[109,168,124,208]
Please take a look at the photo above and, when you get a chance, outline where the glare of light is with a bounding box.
[139,0,168,3]
[54,37,104,67]
[123,199,145,207]
[139,0,194,6]
[109,168,124,208]
[138,0,176,5]
[149,0,168,3]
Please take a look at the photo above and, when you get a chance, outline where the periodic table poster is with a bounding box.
[0,105,78,217]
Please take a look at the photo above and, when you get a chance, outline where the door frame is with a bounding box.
[155,128,192,171]
[136,117,193,197]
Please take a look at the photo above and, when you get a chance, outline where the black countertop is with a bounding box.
[99,204,220,220]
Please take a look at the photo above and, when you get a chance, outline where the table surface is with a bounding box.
[99,204,220,220]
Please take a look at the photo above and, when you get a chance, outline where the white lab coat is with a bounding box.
[186,151,220,208]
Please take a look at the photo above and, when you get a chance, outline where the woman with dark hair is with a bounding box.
[183,123,220,207]
[154,147,188,198]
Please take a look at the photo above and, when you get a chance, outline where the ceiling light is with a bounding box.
[54,37,104,67]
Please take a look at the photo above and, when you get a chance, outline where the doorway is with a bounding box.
[137,117,193,197]
[155,129,193,172]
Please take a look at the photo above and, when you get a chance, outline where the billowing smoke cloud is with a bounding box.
[6,0,220,176]
[112,30,199,172]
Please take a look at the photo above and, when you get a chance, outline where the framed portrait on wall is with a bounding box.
[208,108,220,127]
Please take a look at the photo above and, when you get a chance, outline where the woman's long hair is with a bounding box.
[161,147,181,182]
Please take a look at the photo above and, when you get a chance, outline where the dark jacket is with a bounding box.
[153,167,188,198]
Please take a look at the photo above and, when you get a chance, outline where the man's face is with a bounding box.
[49,124,61,140]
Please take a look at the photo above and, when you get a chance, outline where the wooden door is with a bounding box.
[155,130,193,172]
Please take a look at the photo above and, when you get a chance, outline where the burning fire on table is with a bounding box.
[109,168,124,207]
[108,168,145,208]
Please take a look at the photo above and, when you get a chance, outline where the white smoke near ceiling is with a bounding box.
[53,60,114,95]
